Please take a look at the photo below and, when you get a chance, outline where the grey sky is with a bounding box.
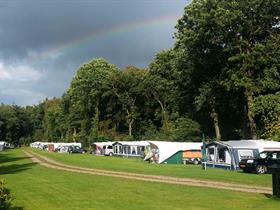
[0,0,189,106]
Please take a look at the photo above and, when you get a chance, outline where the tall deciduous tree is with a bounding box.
[67,58,118,144]
[109,66,146,137]
[175,0,228,140]
[176,0,280,139]
[42,98,63,141]
[146,49,180,135]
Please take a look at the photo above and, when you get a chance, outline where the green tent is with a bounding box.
[162,151,183,164]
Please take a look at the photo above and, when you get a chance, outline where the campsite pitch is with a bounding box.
[24,150,271,194]
[31,148,272,187]
[1,149,279,210]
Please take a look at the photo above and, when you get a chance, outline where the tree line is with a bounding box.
[0,0,279,147]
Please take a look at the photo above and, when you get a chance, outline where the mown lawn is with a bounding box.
[0,149,279,210]
[30,148,272,187]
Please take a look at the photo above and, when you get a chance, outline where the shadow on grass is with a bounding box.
[0,155,30,164]
[0,149,31,163]
[263,193,280,200]
[0,162,37,175]
[0,150,37,175]
[263,193,273,198]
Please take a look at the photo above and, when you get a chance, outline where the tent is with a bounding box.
[146,141,202,164]
[205,140,280,170]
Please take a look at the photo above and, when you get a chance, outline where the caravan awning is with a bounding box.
[148,141,202,163]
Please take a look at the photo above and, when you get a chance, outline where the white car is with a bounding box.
[103,145,114,156]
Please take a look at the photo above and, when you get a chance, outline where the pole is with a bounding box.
[202,133,207,170]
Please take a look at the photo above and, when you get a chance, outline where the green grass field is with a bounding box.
[1,149,279,210]
[30,148,272,187]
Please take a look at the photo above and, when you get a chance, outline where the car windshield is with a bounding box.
[258,152,269,159]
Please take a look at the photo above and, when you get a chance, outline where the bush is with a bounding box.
[0,179,12,210]
[171,117,201,142]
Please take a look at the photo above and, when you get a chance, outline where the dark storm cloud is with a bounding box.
[0,0,189,105]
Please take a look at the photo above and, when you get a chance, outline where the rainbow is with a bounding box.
[27,15,181,65]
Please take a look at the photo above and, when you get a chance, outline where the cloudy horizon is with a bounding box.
[0,0,189,106]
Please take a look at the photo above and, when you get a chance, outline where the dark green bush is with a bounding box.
[0,179,12,210]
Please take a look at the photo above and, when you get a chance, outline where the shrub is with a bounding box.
[0,179,12,210]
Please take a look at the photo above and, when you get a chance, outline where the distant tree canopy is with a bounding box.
[0,0,279,146]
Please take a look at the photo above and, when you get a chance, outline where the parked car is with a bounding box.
[239,151,280,174]
[68,145,85,154]
[103,145,114,156]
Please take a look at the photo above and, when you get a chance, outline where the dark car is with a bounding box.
[68,145,85,154]
[239,151,280,174]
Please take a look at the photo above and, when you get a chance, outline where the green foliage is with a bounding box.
[146,49,180,124]
[175,0,280,139]
[108,66,147,137]
[0,104,34,145]
[43,98,64,141]
[66,58,118,144]
[138,116,201,142]
[1,1,279,142]
[171,116,201,142]
[0,179,12,210]
[253,92,280,140]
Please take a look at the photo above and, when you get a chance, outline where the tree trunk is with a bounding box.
[128,120,132,137]
[126,109,134,137]
[73,127,76,142]
[245,90,258,139]
[90,105,99,142]
[157,99,169,133]
[210,106,221,140]
[94,104,99,137]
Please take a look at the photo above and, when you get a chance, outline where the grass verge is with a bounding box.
[1,149,279,210]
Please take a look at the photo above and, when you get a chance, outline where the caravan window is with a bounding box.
[131,146,136,155]
[119,146,123,153]
[207,148,215,162]
[217,148,225,163]
[217,147,231,164]
[238,150,254,161]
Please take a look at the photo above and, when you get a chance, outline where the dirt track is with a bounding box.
[23,150,272,194]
